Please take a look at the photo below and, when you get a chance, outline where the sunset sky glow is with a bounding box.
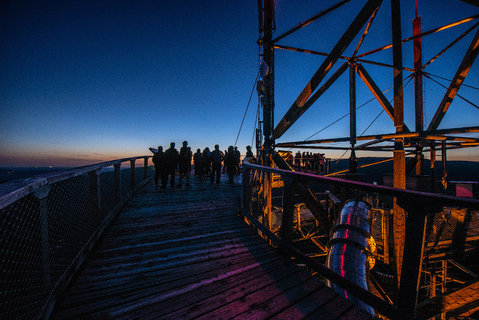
[1,0,478,167]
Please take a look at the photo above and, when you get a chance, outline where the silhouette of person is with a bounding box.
[210,144,224,184]
[245,145,253,159]
[225,146,237,184]
[193,148,204,182]
[295,151,301,169]
[178,141,192,188]
[202,147,211,177]
[152,146,164,186]
[165,142,179,188]
[234,146,241,175]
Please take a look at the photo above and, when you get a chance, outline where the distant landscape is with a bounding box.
[328,157,479,183]
[1,157,478,186]
[0,167,70,184]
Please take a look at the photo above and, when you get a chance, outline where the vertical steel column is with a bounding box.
[262,0,275,163]
[441,260,447,320]
[261,0,275,231]
[442,140,447,192]
[281,177,295,241]
[349,61,358,173]
[397,202,428,318]
[391,0,406,294]
[413,14,424,175]
[430,141,436,193]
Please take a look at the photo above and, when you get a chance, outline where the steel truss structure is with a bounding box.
[256,0,479,318]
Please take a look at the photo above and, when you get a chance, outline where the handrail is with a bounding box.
[0,155,151,209]
[244,162,479,210]
[0,155,153,320]
[241,160,479,319]
[238,208,401,319]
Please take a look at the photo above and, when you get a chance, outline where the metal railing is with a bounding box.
[240,160,479,319]
[0,156,153,320]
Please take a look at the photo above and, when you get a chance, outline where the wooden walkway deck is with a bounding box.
[52,175,371,319]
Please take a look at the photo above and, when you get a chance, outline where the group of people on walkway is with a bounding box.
[291,151,328,174]
[152,141,254,188]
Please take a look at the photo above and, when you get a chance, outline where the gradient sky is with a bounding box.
[1,0,478,167]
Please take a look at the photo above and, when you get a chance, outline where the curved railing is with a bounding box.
[0,156,153,320]
[240,160,479,319]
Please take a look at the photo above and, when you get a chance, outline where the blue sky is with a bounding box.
[1,0,478,166]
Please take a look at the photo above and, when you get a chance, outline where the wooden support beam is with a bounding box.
[273,0,382,139]
[428,28,479,130]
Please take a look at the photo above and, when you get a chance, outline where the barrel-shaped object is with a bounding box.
[326,200,374,315]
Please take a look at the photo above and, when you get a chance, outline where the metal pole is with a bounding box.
[430,141,436,193]
[260,0,275,232]
[413,14,424,176]
[391,0,406,295]
[442,140,448,192]
[262,0,275,164]
[349,61,358,173]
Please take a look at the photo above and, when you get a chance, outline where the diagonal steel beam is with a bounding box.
[272,152,331,235]
[272,0,351,43]
[428,28,479,130]
[356,14,479,59]
[356,64,395,121]
[274,44,415,71]
[460,0,479,7]
[352,6,379,57]
[273,62,348,141]
[273,0,383,139]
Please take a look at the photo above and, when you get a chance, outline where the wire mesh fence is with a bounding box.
[241,161,479,319]
[0,157,152,320]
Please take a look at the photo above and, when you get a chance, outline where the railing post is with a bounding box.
[242,165,251,212]
[143,157,148,180]
[263,171,272,232]
[114,163,121,202]
[88,169,102,223]
[396,198,434,318]
[130,159,136,190]
[34,185,51,289]
[281,176,295,241]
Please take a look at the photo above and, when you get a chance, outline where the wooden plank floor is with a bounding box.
[52,175,372,319]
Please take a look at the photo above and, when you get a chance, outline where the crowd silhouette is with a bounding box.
[152,141,255,189]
